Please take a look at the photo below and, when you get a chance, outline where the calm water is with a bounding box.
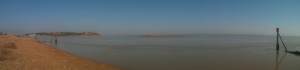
[37,35,300,70]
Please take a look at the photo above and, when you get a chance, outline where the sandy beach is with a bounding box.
[0,35,122,70]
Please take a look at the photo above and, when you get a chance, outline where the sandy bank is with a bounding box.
[0,35,122,70]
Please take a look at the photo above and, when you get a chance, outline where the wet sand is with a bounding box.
[0,35,122,70]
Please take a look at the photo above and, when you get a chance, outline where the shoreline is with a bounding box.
[0,35,122,70]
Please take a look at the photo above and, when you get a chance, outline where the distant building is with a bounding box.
[83,32,99,35]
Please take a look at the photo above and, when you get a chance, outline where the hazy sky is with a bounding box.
[0,0,299,35]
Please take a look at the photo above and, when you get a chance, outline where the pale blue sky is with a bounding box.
[0,0,299,35]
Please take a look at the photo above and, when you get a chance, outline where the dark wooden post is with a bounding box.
[276,28,279,51]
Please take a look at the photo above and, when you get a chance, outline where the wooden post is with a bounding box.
[276,28,279,51]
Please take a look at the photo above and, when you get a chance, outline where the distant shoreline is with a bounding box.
[25,32,100,36]
[39,35,100,38]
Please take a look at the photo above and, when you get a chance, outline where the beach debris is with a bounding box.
[0,43,17,61]
[2,43,17,49]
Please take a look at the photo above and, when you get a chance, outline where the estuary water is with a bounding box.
[37,34,300,70]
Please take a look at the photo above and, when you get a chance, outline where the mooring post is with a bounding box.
[276,28,279,51]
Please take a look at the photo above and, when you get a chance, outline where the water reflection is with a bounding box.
[275,51,288,70]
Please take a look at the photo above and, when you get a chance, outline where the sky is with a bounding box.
[0,0,299,36]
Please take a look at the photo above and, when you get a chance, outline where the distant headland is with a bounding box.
[25,32,100,36]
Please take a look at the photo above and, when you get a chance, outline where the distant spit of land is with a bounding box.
[0,35,122,70]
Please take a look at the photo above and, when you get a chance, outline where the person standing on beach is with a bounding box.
[54,36,58,46]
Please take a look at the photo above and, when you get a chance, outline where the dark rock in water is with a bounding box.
[287,51,300,56]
